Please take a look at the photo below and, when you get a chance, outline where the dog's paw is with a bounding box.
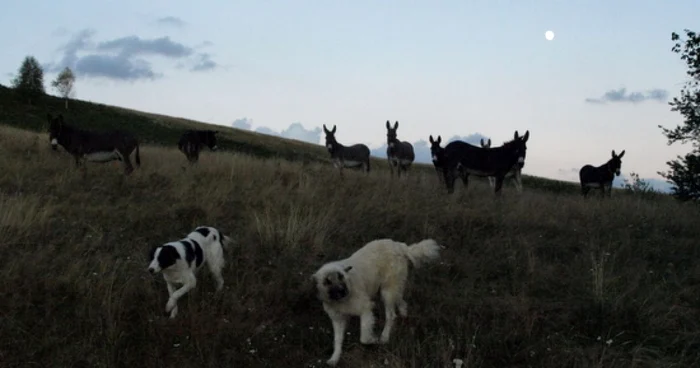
[326,357,339,366]
[360,336,379,345]
[165,298,177,313]
[379,334,391,344]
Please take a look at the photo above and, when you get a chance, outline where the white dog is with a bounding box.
[147,226,230,319]
[311,238,445,366]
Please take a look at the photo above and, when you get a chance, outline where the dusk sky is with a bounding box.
[2,0,698,190]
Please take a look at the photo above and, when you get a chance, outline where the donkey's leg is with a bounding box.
[494,176,505,195]
[581,185,590,198]
[120,150,134,175]
[445,168,457,194]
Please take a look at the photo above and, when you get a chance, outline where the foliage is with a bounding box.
[622,172,662,199]
[11,55,45,104]
[658,29,700,201]
[51,67,76,110]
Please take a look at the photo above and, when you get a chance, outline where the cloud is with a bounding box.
[44,29,218,81]
[231,117,252,130]
[156,16,187,28]
[585,87,669,104]
[191,53,217,72]
[232,118,323,145]
[370,133,490,163]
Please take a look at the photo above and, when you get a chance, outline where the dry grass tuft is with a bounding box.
[0,125,698,368]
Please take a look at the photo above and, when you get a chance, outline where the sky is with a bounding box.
[2,0,698,191]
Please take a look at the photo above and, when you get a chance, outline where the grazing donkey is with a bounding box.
[480,138,523,193]
[442,130,530,195]
[178,130,219,163]
[323,124,371,176]
[579,150,626,198]
[385,120,415,178]
[430,134,467,185]
[48,113,141,176]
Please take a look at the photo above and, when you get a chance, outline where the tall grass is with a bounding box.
[0,125,698,368]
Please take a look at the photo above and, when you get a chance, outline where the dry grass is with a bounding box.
[0,125,698,368]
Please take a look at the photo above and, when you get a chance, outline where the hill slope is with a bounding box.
[0,119,698,367]
[0,85,582,194]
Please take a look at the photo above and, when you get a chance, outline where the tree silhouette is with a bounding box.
[11,56,45,105]
[51,67,76,110]
[658,29,700,201]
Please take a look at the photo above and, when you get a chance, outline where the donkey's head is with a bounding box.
[47,113,64,151]
[429,135,443,164]
[509,130,530,169]
[385,120,400,148]
[480,138,492,148]
[323,124,338,153]
[608,150,626,176]
[203,130,219,151]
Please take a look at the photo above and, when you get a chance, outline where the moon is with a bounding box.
[545,30,555,41]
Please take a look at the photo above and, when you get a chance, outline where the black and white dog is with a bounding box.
[147,226,230,319]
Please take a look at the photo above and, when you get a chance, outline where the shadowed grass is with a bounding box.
[0,125,698,368]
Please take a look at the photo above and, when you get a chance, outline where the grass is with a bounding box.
[0,122,698,368]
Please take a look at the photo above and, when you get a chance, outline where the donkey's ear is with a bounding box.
[323,124,329,133]
[429,135,435,144]
[514,130,519,139]
[331,125,336,134]
[488,138,492,145]
[618,150,625,158]
[386,120,391,129]
[394,121,399,130]
[522,131,529,142]
[437,135,441,144]
[612,150,616,157]
[480,138,485,146]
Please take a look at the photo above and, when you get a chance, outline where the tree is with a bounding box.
[51,67,76,110]
[658,29,700,201]
[11,56,45,105]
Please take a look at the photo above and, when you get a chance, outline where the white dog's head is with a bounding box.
[311,263,354,303]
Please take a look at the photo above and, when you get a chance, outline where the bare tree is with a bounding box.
[51,67,76,110]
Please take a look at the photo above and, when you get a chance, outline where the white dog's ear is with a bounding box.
[344,266,353,273]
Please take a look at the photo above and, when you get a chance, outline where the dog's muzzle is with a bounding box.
[328,286,348,301]
[50,138,58,150]
[148,267,156,274]
[212,145,219,151]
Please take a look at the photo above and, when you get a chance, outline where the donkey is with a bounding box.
[323,124,371,176]
[385,120,415,178]
[47,113,141,176]
[442,130,530,195]
[430,134,467,185]
[480,138,523,193]
[178,130,219,164]
[579,150,625,198]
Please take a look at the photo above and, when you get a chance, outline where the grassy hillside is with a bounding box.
[0,123,697,367]
[0,85,585,193]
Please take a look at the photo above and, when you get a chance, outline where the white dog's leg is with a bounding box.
[359,309,378,344]
[379,290,398,343]
[327,314,348,366]
[166,274,196,318]
[207,257,225,291]
[165,281,179,318]
[397,299,408,317]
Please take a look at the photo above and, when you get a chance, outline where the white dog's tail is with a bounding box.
[404,239,444,268]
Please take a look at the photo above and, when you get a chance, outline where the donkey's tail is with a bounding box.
[404,239,445,269]
[135,142,141,167]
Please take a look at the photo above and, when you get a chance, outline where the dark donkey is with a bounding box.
[385,120,415,178]
[178,130,219,163]
[480,138,523,192]
[579,150,625,198]
[48,113,141,175]
[442,130,530,195]
[429,134,467,185]
[323,124,371,176]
